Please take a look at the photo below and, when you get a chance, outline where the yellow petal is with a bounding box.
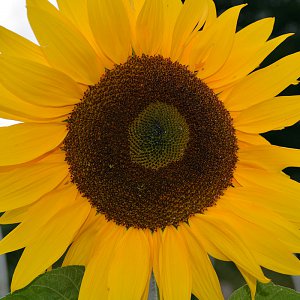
[0,56,83,107]
[87,0,132,64]
[0,123,66,166]
[234,96,300,133]
[0,157,68,211]
[0,185,78,255]
[204,0,217,27]
[135,0,164,56]
[0,26,47,65]
[159,226,192,300]
[206,17,274,78]
[219,194,300,252]
[160,0,182,57]
[55,0,92,45]
[197,4,246,79]
[56,0,88,28]
[0,112,29,124]
[0,84,71,123]
[129,0,145,15]
[237,267,257,300]
[238,144,300,171]
[144,228,154,265]
[27,0,103,84]
[78,223,125,300]
[226,16,274,57]
[108,228,151,300]
[192,215,267,282]
[63,209,105,266]
[0,105,66,124]
[57,0,113,69]
[220,52,300,110]
[11,196,90,291]
[0,149,64,173]
[187,216,229,261]
[236,131,270,146]
[0,205,31,224]
[141,274,152,300]
[141,229,153,300]
[220,189,300,240]
[210,209,300,276]
[208,33,292,93]
[122,0,144,54]
[233,167,300,223]
[170,0,209,61]
[235,166,300,194]
[188,4,243,72]
[180,224,223,300]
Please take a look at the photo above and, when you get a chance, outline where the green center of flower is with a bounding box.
[128,102,190,170]
[63,55,238,231]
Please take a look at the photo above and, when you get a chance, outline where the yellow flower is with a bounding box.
[1,0,300,299]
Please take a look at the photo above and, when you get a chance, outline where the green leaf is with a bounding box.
[1,266,84,300]
[229,281,300,300]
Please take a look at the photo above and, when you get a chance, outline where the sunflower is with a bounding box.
[0,0,300,299]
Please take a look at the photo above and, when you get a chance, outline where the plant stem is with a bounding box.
[292,276,300,292]
[148,272,159,300]
[0,227,9,297]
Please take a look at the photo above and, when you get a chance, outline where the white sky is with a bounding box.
[0,0,57,127]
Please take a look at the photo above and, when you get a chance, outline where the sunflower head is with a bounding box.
[0,1,300,300]
[63,54,238,230]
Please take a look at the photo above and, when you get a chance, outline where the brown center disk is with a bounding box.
[63,55,238,231]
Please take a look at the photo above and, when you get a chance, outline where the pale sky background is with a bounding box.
[0,0,57,127]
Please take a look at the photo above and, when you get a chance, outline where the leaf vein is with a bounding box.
[31,284,69,300]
